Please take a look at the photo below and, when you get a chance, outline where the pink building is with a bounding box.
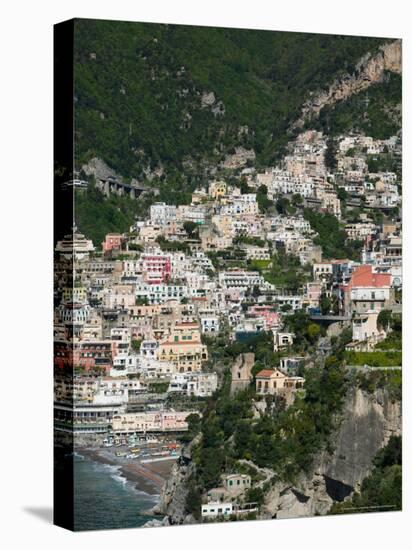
[306,282,322,304]
[142,253,171,284]
[247,305,280,330]
[102,233,124,254]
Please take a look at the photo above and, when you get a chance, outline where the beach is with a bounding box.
[80,447,176,497]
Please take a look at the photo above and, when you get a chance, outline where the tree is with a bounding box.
[186,482,202,519]
[292,193,303,206]
[377,309,392,331]
[186,413,202,434]
[131,339,142,352]
[183,220,198,238]
[257,185,274,213]
[337,187,348,201]
[245,487,265,506]
[307,323,321,342]
[325,138,338,170]
[320,293,331,315]
[252,285,261,298]
[240,177,252,194]
[275,197,290,215]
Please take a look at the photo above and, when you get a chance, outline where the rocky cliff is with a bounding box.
[155,386,401,524]
[261,386,401,519]
[292,40,402,130]
[151,435,200,525]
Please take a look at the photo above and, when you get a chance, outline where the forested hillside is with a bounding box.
[74,19,387,179]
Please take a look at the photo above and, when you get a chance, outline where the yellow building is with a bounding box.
[209,180,227,199]
[62,286,88,303]
[159,321,208,372]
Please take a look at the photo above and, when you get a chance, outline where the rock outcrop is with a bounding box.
[260,387,401,519]
[157,386,401,524]
[292,40,402,130]
[221,147,256,169]
[82,157,118,181]
[200,91,225,116]
[152,436,200,524]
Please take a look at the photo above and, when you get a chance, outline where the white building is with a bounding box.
[200,313,220,334]
[201,502,234,518]
[218,270,263,289]
[150,202,177,225]
[169,372,218,397]
[136,283,189,304]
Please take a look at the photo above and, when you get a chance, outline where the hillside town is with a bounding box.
[54,129,401,521]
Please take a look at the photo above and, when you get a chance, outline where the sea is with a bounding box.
[73,453,159,531]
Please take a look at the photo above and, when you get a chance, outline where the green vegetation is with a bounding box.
[303,209,363,260]
[245,487,265,506]
[263,251,311,292]
[247,259,271,271]
[257,185,275,213]
[207,331,277,367]
[330,436,402,514]
[206,249,248,270]
[183,220,199,238]
[188,354,347,497]
[131,339,142,352]
[184,328,351,510]
[283,310,324,351]
[375,332,401,351]
[147,380,170,393]
[355,368,401,401]
[233,235,266,247]
[377,309,393,331]
[74,19,386,179]
[75,183,151,246]
[366,152,400,175]
[325,138,338,171]
[314,72,401,140]
[275,197,294,216]
[345,350,402,367]
[156,236,190,253]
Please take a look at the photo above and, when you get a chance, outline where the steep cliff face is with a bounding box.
[157,387,401,524]
[261,387,401,519]
[292,40,402,130]
[152,437,200,525]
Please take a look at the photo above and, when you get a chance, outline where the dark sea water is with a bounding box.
[73,454,159,531]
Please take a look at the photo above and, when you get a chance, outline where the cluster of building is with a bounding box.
[254,131,342,218]
[54,129,401,442]
[201,473,258,519]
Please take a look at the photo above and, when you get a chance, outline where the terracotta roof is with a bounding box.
[349,265,391,289]
[256,369,282,378]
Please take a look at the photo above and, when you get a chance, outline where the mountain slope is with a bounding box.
[74,19,388,180]
[292,39,401,129]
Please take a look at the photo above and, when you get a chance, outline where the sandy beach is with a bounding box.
[80,447,176,497]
